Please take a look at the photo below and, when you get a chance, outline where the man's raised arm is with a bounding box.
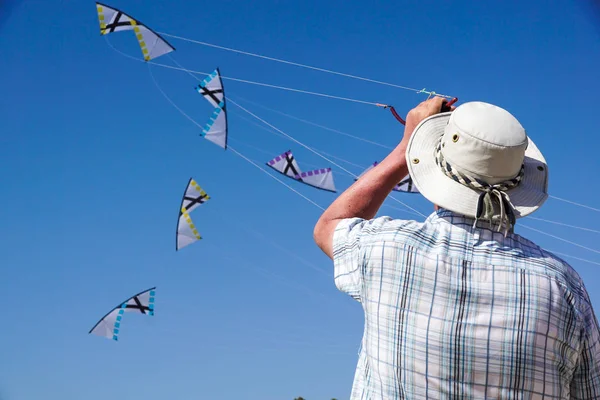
[312,96,450,259]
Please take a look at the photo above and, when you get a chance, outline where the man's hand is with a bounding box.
[403,97,455,143]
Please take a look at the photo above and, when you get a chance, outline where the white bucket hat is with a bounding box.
[405,101,549,234]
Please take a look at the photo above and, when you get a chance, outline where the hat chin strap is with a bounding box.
[434,137,525,237]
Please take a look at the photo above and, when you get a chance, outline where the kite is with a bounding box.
[196,68,228,149]
[95,2,175,61]
[266,150,336,192]
[88,287,156,341]
[176,178,210,251]
[357,161,419,193]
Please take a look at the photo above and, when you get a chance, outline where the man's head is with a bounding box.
[406,101,548,233]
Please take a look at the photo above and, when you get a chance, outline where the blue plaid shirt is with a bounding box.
[333,209,600,399]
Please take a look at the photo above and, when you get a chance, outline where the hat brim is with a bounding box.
[405,112,549,219]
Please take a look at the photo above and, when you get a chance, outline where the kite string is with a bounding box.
[231,133,600,243]
[166,56,426,218]
[171,140,599,262]
[105,37,600,216]
[169,55,366,173]
[229,98,357,177]
[227,146,326,211]
[156,61,378,106]
[164,61,426,220]
[116,39,600,240]
[526,216,600,235]
[163,54,600,232]
[519,224,600,256]
[228,138,353,181]
[546,250,600,267]
[226,97,428,218]
[231,108,600,252]
[171,63,351,178]
[146,62,205,130]
[227,115,364,174]
[145,62,326,212]
[157,58,379,105]
[143,70,337,311]
[142,69,352,306]
[228,95,396,150]
[228,97,600,227]
[108,39,600,270]
[106,36,379,106]
[157,31,453,98]
[155,58,427,223]
[548,195,600,213]
[145,62,351,313]
[146,47,600,218]
[146,66,600,265]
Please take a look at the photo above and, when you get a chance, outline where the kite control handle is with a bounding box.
[388,106,406,125]
[375,103,407,125]
[377,96,458,126]
[441,97,458,112]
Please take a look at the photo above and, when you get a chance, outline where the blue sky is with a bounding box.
[1,0,600,399]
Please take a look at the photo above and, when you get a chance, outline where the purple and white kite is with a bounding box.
[266,150,336,192]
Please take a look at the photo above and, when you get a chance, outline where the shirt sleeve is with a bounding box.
[570,295,600,399]
[331,216,396,302]
[332,217,366,301]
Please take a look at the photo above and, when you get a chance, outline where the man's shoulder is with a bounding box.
[512,231,579,273]
[334,213,434,247]
[512,231,590,302]
[539,248,597,328]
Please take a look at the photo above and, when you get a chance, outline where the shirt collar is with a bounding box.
[426,208,515,235]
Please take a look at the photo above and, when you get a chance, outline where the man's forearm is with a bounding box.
[323,140,409,220]
[313,96,449,258]
[313,138,410,257]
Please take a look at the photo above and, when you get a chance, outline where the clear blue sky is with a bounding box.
[1,1,600,399]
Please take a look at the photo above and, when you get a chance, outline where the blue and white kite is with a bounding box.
[89,287,156,341]
[196,68,228,149]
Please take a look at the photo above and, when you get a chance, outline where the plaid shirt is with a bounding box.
[333,209,600,399]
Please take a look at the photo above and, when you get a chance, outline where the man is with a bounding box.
[313,98,600,399]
